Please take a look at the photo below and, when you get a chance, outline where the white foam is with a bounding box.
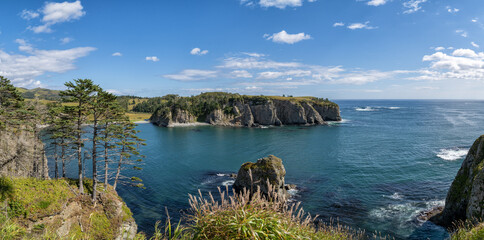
[387,107,401,110]
[437,148,468,161]
[222,180,235,186]
[287,189,298,196]
[167,122,210,127]
[369,199,445,222]
[355,107,377,112]
[385,192,404,200]
[216,173,226,177]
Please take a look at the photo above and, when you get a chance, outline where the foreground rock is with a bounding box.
[150,94,341,127]
[233,155,288,197]
[430,135,484,228]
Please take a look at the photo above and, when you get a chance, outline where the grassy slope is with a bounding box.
[0,177,137,240]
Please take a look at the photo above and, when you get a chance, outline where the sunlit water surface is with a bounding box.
[48,100,484,239]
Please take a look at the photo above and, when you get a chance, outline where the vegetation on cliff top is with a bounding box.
[135,92,337,121]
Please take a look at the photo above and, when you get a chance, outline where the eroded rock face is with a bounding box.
[0,130,48,178]
[233,155,287,197]
[150,98,341,127]
[430,135,484,227]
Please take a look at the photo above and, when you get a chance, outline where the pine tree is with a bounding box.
[59,79,98,194]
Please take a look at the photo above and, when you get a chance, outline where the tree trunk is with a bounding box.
[113,146,124,191]
[61,139,66,178]
[92,118,98,202]
[77,102,84,194]
[54,140,58,179]
[104,122,110,187]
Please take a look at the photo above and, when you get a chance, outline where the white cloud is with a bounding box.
[264,30,311,44]
[145,56,159,62]
[333,22,344,27]
[60,37,73,44]
[367,0,388,7]
[230,70,253,78]
[471,42,480,48]
[403,0,427,14]
[242,52,265,58]
[26,1,85,33]
[20,10,39,20]
[163,69,218,81]
[190,48,209,55]
[112,52,122,57]
[347,21,377,30]
[456,30,468,38]
[0,39,95,88]
[258,0,313,9]
[257,70,311,79]
[420,49,484,81]
[434,46,446,51]
[446,6,459,13]
[220,56,302,69]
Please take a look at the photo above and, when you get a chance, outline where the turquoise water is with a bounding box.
[49,100,484,239]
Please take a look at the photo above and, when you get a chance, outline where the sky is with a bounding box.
[1,0,484,99]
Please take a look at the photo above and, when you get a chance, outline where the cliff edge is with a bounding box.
[150,93,341,127]
[430,135,484,228]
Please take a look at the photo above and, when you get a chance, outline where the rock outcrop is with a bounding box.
[233,155,287,197]
[151,97,341,127]
[0,129,48,178]
[430,135,484,227]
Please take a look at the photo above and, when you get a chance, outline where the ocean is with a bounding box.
[48,100,484,239]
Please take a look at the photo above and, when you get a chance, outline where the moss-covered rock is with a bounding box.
[233,155,287,197]
[431,135,484,228]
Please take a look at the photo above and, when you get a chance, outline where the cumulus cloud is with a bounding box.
[242,0,315,9]
[403,0,427,14]
[347,21,377,30]
[0,39,95,87]
[456,30,468,38]
[20,10,39,20]
[434,46,446,51]
[190,48,209,55]
[333,22,344,27]
[446,6,459,13]
[219,56,302,69]
[367,0,388,6]
[25,1,85,33]
[263,30,311,44]
[112,52,122,57]
[60,37,73,44]
[471,42,480,48]
[420,48,484,81]
[230,70,253,78]
[163,69,218,81]
[145,56,159,62]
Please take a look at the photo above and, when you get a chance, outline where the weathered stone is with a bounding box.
[313,104,342,121]
[0,130,48,178]
[430,135,484,227]
[233,155,287,197]
[273,100,307,125]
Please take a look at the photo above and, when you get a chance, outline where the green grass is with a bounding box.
[451,222,484,240]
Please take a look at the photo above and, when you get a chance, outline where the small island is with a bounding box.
[143,92,341,127]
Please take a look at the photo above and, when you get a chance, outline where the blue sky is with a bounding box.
[1,0,484,99]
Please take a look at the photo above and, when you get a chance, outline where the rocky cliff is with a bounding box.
[150,96,341,127]
[0,129,48,179]
[430,135,484,228]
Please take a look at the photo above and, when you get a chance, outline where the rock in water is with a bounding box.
[233,155,287,197]
[430,135,484,227]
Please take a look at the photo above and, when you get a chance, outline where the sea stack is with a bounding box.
[430,135,484,227]
[233,155,288,197]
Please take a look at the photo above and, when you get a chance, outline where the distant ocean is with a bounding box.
[49,100,484,239]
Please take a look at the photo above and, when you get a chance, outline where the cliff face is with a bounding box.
[0,129,48,178]
[151,98,341,127]
[431,135,484,227]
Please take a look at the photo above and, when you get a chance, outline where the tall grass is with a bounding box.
[148,181,365,240]
[450,219,484,240]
